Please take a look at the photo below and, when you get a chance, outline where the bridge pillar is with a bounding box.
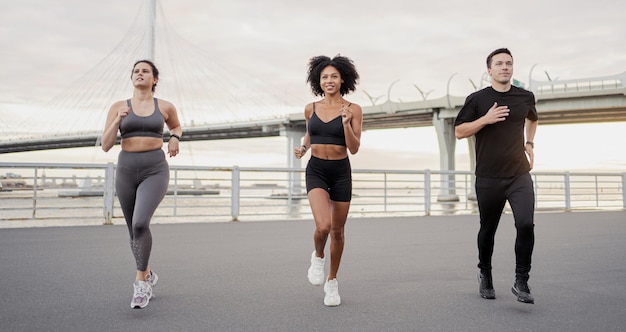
[281,125,306,196]
[432,112,460,202]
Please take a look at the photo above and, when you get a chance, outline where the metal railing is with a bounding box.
[530,72,626,95]
[1,162,624,225]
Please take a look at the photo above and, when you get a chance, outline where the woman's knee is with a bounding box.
[316,224,331,236]
[329,226,345,241]
[132,220,150,236]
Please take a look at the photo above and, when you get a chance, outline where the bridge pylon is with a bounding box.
[432,109,460,203]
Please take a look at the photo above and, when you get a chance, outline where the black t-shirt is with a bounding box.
[454,86,538,178]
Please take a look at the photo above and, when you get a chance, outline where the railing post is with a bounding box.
[172,169,178,216]
[595,175,600,207]
[564,172,571,212]
[32,168,38,219]
[622,173,626,210]
[383,172,388,212]
[424,170,431,216]
[286,168,301,218]
[103,162,115,225]
[231,166,240,221]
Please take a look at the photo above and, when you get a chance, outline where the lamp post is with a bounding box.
[413,84,433,101]
[481,72,489,88]
[363,90,384,106]
[386,79,400,113]
[446,73,458,108]
[528,63,537,90]
[469,79,478,91]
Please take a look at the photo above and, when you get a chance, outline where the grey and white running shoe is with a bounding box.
[147,270,158,288]
[130,280,153,309]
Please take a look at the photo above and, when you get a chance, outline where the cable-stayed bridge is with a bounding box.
[1,0,625,172]
[0,0,301,147]
[2,73,625,153]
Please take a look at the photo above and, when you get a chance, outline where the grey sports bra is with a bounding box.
[308,102,348,146]
[119,98,165,139]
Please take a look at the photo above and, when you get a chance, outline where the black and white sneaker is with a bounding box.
[512,280,534,304]
[478,270,496,299]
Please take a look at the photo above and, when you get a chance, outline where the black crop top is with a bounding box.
[119,98,165,139]
[307,102,347,146]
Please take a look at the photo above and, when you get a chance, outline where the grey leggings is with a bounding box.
[116,149,169,271]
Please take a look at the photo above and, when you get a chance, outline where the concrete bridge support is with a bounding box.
[432,113,460,202]
[282,125,306,196]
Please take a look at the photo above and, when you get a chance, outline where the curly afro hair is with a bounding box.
[306,54,359,96]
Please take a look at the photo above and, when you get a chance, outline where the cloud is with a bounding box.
[0,0,625,116]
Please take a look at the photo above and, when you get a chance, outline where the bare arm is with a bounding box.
[525,118,537,143]
[294,104,312,159]
[455,102,509,139]
[161,99,182,158]
[101,101,129,152]
[342,103,362,154]
[525,118,538,169]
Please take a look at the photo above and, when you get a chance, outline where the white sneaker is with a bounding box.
[147,270,158,288]
[130,280,153,309]
[307,251,325,286]
[324,278,341,306]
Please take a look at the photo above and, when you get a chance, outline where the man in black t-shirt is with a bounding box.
[454,48,538,304]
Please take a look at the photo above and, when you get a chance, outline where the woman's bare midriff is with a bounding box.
[311,144,348,160]
[120,137,163,152]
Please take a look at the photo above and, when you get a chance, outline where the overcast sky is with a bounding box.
[1,0,625,170]
[1,0,625,127]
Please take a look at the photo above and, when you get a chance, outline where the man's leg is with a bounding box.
[507,172,535,303]
[475,177,507,272]
[475,177,507,299]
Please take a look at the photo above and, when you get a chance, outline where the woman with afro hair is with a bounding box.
[294,54,363,307]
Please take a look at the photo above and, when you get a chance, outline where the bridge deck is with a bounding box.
[3,85,626,153]
[1,211,625,331]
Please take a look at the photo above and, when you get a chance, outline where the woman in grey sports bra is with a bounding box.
[101,59,182,309]
[294,54,363,307]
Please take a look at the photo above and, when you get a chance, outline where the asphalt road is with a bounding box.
[1,211,625,332]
